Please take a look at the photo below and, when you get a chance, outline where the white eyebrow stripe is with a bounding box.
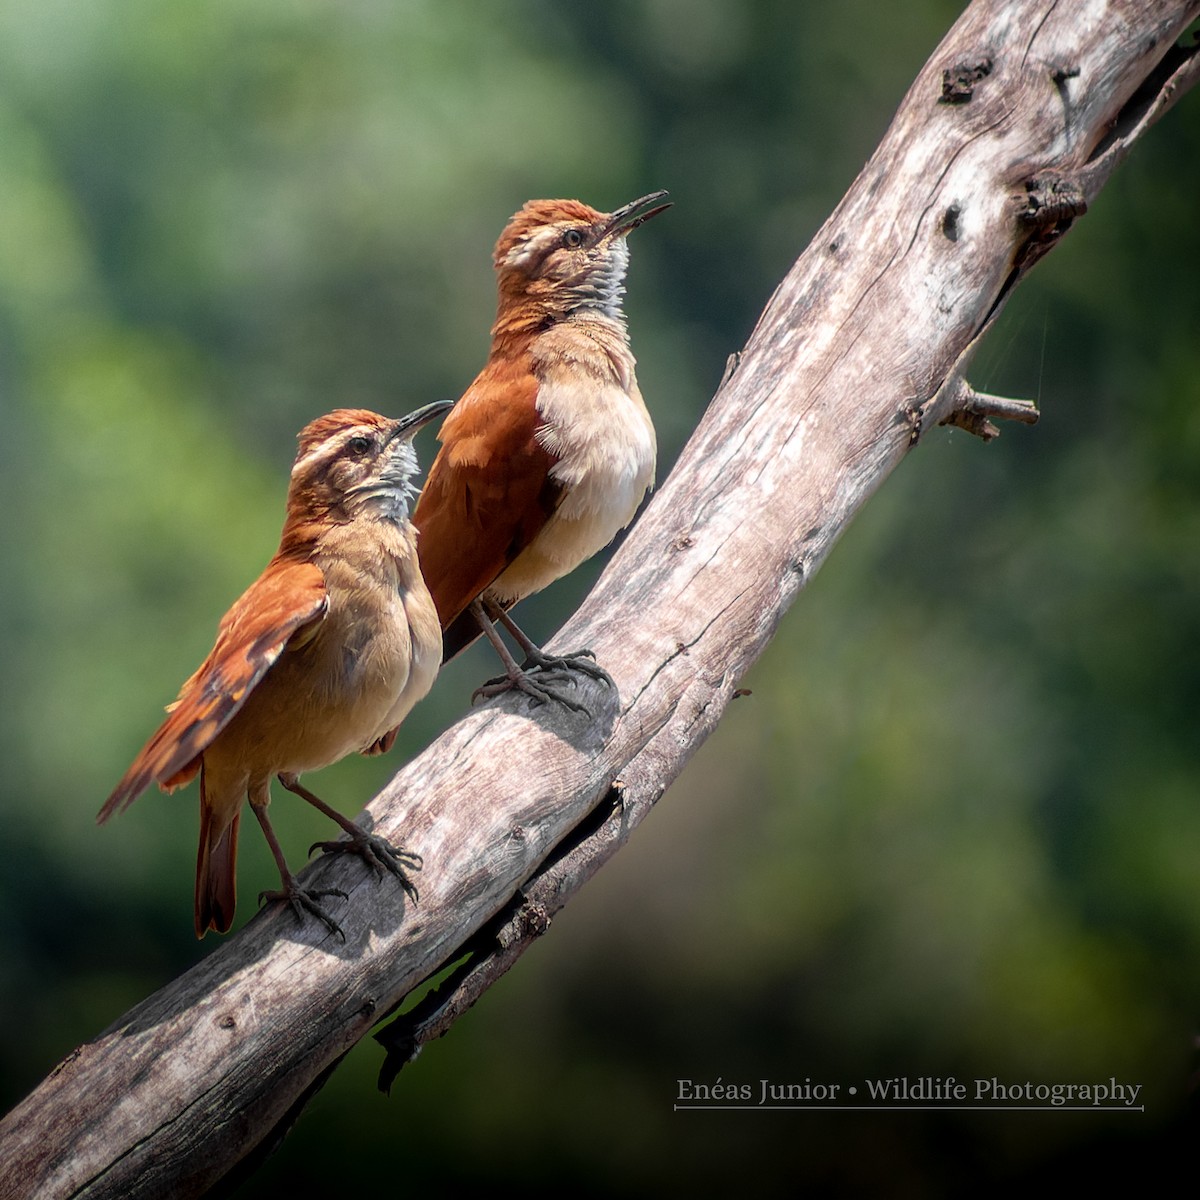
[291,426,376,478]
[503,225,568,269]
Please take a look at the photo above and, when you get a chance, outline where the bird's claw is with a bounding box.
[310,831,422,903]
[473,646,612,713]
[258,879,349,940]
[526,646,612,683]
[473,667,590,713]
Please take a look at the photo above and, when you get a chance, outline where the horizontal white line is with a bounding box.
[673,1105,1145,1112]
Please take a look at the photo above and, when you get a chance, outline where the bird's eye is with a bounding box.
[348,435,372,455]
[562,228,585,249]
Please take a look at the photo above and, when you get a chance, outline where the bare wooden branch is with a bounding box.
[2,2,1198,1197]
[938,376,1040,440]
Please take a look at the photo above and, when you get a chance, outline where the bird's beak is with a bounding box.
[387,399,455,445]
[601,190,671,239]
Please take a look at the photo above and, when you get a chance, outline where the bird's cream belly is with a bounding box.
[491,373,655,602]
[211,655,398,780]
[373,584,441,735]
[489,479,647,602]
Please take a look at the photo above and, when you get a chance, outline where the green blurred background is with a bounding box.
[2,0,1198,1193]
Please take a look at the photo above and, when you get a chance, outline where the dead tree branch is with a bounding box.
[2,2,1198,1196]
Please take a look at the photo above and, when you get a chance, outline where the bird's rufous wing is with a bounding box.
[98,556,328,822]
[413,353,562,643]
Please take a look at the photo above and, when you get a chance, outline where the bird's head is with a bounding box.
[492,191,669,329]
[287,401,452,528]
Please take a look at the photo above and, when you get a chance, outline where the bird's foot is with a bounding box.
[310,830,422,903]
[258,877,348,940]
[473,647,612,713]
[472,665,590,712]
[523,645,613,686]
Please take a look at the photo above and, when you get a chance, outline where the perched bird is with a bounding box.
[411,191,669,709]
[99,401,451,938]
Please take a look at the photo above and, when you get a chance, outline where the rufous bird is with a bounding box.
[410,191,669,710]
[99,401,451,938]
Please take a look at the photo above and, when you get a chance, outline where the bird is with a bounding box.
[98,401,452,938]
[410,190,669,710]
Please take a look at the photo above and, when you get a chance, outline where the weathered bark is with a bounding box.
[2,2,1198,1196]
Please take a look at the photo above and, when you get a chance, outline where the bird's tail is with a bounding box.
[194,773,239,938]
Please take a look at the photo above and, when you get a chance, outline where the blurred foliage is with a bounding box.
[2,0,1198,1193]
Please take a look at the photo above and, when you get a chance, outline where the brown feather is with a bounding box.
[98,556,327,822]
[195,786,239,936]
[413,349,563,639]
